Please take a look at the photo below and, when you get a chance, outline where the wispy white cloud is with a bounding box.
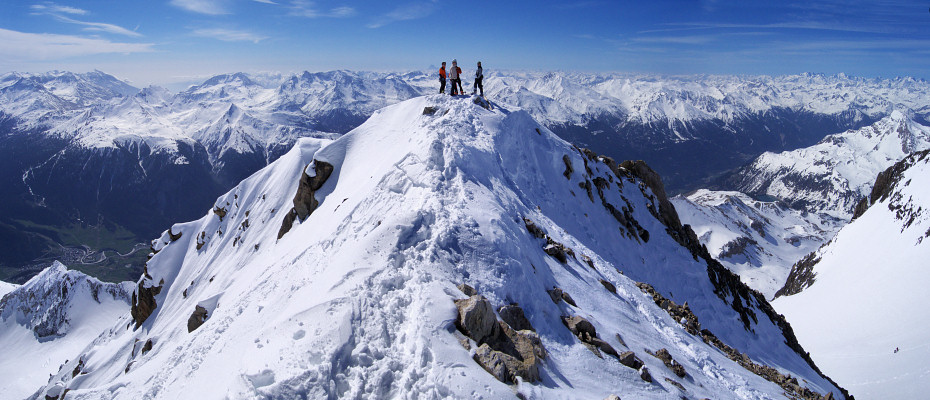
[0,28,154,61]
[30,2,141,37]
[329,6,356,17]
[633,35,716,45]
[170,0,230,15]
[254,0,277,4]
[288,1,356,18]
[56,15,142,37]
[367,1,436,29]
[30,3,88,15]
[192,28,269,43]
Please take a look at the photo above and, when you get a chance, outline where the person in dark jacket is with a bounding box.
[438,62,447,94]
[473,61,483,96]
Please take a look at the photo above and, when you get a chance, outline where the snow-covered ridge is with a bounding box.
[23,95,846,399]
[0,262,133,399]
[773,149,930,399]
[725,111,930,220]
[672,190,843,299]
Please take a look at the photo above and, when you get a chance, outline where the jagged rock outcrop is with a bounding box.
[547,287,577,307]
[187,305,209,332]
[852,148,930,220]
[277,159,334,239]
[130,283,162,329]
[650,348,687,378]
[498,304,535,332]
[453,292,546,384]
[561,315,621,360]
[774,252,822,298]
[638,281,846,400]
[454,295,497,343]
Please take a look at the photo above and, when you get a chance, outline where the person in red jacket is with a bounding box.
[439,62,447,94]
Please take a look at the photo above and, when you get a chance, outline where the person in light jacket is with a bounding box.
[449,59,463,95]
[473,61,484,96]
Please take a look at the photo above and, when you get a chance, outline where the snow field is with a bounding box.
[774,155,930,399]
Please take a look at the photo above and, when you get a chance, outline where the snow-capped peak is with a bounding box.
[26,95,846,399]
[726,113,930,220]
[0,262,133,399]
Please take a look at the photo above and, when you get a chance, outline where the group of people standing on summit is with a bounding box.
[438,59,483,97]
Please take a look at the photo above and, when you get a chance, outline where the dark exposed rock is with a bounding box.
[187,305,209,333]
[543,237,575,263]
[639,366,653,382]
[543,241,567,263]
[617,160,681,229]
[168,227,182,242]
[422,106,437,115]
[213,206,227,221]
[72,356,85,378]
[548,287,577,307]
[457,283,477,296]
[651,348,686,378]
[473,343,514,383]
[637,283,700,335]
[278,159,334,239]
[618,351,643,370]
[851,197,870,220]
[196,231,206,250]
[561,315,621,359]
[523,218,546,239]
[562,315,597,341]
[454,295,497,343]
[141,339,153,355]
[277,209,298,240]
[562,155,574,179]
[454,292,545,384]
[664,377,686,392]
[774,252,821,298]
[498,304,535,332]
[130,282,162,329]
[599,279,616,293]
[581,254,595,269]
[719,236,757,260]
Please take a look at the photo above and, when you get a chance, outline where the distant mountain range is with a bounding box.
[2,69,928,282]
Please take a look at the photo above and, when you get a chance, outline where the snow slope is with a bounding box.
[0,262,133,399]
[774,150,930,399]
[0,280,17,299]
[26,95,844,399]
[726,111,930,219]
[672,190,843,298]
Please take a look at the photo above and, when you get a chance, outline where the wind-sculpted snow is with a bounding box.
[0,262,133,399]
[26,95,845,399]
[774,149,930,399]
[672,190,843,299]
[726,111,930,220]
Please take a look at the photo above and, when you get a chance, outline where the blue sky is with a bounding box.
[1,0,928,87]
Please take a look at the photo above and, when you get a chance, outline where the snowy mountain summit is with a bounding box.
[28,95,848,399]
